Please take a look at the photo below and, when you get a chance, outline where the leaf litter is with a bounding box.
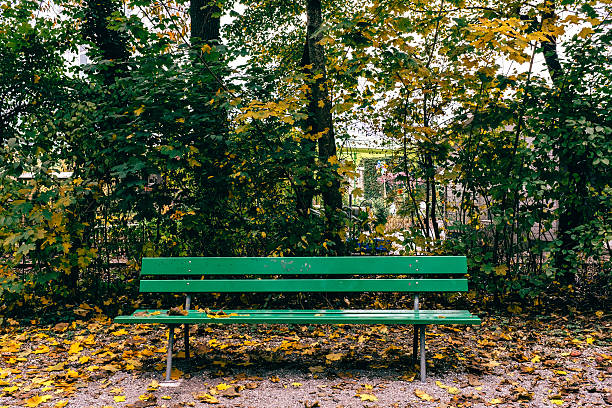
[0,310,609,407]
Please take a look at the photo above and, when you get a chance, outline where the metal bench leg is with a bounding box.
[184,294,191,360]
[184,324,190,359]
[165,326,174,381]
[420,324,426,381]
[412,325,419,364]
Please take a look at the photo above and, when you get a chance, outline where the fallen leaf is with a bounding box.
[325,353,343,362]
[195,393,219,403]
[25,395,52,407]
[357,393,378,402]
[414,389,434,401]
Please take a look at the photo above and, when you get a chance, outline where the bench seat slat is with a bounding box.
[141,256,467,276]
[114,309,481,325]
[140,278,468,293]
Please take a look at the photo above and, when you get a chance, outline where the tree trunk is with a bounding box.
[303,0,345,251]
[189,0,232,255]
[69,0,130,293]
[190,0,221,46]
[539,0,583,282]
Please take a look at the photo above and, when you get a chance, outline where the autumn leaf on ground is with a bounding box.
[68,342,82,354]
[356,393,378,402]
[25,395,52,407]
[195,393,219,404]
[325,352,343,362]
[170,367,183,380]
[32,345,50,354]
[414,389,435,401]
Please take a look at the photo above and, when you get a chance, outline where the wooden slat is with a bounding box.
[139,278,468,293]
[114,309,481,325]
[141,256,467,276]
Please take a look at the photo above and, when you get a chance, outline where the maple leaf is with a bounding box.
[170,367,183,380]
[357,393,378,402]
[134,105,145,116]
[32,345,50,354]
[325,352,343,362]
[68,342,82,354]
[414,389,434,401]
[195,393,219,404]
[25,395,51,407]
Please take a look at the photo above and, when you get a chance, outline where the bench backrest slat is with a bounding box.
[141,256,467,276]
[140,278,468,293]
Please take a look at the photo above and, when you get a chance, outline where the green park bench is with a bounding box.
[114,256,480,384]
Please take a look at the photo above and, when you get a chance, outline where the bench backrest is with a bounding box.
[139,256,469,294]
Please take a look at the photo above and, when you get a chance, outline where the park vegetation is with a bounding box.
[0,0,610,316]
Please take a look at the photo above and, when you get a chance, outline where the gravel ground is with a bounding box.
[0,314,610,407]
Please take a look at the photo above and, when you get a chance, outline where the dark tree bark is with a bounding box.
[539,0,585,281]
[190,0,221,46]
[66,0,130,293]
[82,0,130,84]
[302,0,345,251]
[188,0,233,256]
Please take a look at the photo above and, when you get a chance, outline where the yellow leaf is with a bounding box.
[555,370,568,376]
[33,345,50,354]
[113,396,126,402]
[201,44,212,54]
[291,382,302,387]
[54,400,68,408]
[358,393,378,402]
[195,393,218,403]
[134,105,145,116]
[34,75,40,84]
[507,304,522,313]
[494,265,508,276]
[595,310,604,318]
[578,27,594,39]
[111,328,128,336]
[586,336,594,344]
[490,398,503,404]
[216,383,231,391]
[161,395,171,400]
[325,352,343,362]
[66,369,79,378]
[175,118,185,123]
[550,399,564,405]
[68,342,82,354]
[26,395,51,407]
[170,367,182,380]
[414,389,434,401]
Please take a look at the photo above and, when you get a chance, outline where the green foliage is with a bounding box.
[360,157,386,199]
[0,0,610,311]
